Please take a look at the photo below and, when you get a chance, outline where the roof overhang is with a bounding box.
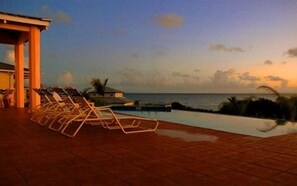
[0,12,51,30]
[0,12,51,45]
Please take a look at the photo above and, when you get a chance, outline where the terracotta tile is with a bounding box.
[93,157,124,170]
[40,149,84,168]
[209,157,248,170]
[255,158,297,171]
[21,168,69,185]
[253,179,284,186]
[104,180,131,186]
[163,154,197,168]
[61,163,119,185]
[119,153,157,167]
[128,174,178,186]
[166,168,227,185]
[189,162,230,176]
[287,166,297,175]
[269,172,297,185]
[136,160,182,177]
[228,151,269,163]
[34,178,78,186]
[272,153,297,164]
[2,108,297,185]
[214,170,260,185]
[0,162,25,185]
[0,172,25,185]
[101,161,151,180]
[96,144,132,158]
[260,145,295,154]
[69,146,111,162]
[11,155,55,174]
[0,161,20,175]
[235,163,280,178]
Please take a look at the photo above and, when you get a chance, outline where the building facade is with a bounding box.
[88,87,134,106]
[0,62,29,107]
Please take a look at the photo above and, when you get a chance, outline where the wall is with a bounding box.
[0,72,14,89]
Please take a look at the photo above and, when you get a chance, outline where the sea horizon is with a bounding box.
[124,92,297,111]
[125,92,297,95]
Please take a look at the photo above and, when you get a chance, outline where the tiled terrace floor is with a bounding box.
[1,108,297,185]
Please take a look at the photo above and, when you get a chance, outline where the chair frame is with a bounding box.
[58,88,159,137]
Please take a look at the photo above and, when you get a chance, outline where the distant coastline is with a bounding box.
[125,93,284,111]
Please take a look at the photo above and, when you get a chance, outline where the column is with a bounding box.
[29,26,41,108]
[15,43,25,108]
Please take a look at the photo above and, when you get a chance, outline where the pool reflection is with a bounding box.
[119,110,297,138]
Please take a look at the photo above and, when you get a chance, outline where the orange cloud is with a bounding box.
[264,60,273,65]
[265,75,288,88]
[209,44,245,53]
[153,13,184,28]
[286,47,297,57]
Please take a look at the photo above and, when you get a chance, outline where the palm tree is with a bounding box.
[91,78,108,96]
[219,96,240,115]
[81,87,92,99]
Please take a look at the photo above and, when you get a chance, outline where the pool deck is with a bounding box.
[1,108,297,185]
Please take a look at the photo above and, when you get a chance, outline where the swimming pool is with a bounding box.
[119,110,297,138]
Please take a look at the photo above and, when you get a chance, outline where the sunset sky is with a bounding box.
[1,0,297,93]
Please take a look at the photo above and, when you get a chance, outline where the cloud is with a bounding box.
[114,67,290,93]
[153,13,184,28]
[194,69,200,72]
[116,68,179,92]
[57,71,74,87]
[205,69,262,91]
[207,69,243,90]
[2,47,29,67]
[264,60,273,65]
[3,48,14,64]
[239,72,261,82]
[211,69,237,83]
[172,72,190,78]
[41,5,72,24]
[209,44,245,53]
[265,75,288,88]
[286,47,297,57]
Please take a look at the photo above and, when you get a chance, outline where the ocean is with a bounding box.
[125,93,291,111]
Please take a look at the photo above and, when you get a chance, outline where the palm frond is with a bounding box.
[257,85,280,97]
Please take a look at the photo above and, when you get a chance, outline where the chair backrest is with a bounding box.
[33,88,52,105]
[45,88,65,105]
[64,88,93,110]
[52,87,76,106]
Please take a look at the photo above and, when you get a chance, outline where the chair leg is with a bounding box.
[60,120,87,138]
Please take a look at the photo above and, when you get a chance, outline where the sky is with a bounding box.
[1,0,297,93]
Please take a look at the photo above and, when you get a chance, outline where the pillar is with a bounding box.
[29,26,41,108]
[15,43,25,108]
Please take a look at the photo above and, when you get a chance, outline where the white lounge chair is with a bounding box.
[54,88,159,137]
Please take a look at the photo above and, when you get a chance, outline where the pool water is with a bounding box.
[119,110,297,138]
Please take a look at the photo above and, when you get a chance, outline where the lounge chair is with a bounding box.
[30,88,60,124]
[59,88,159,137]
[36,88,75,126]
[47,87,82,131]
